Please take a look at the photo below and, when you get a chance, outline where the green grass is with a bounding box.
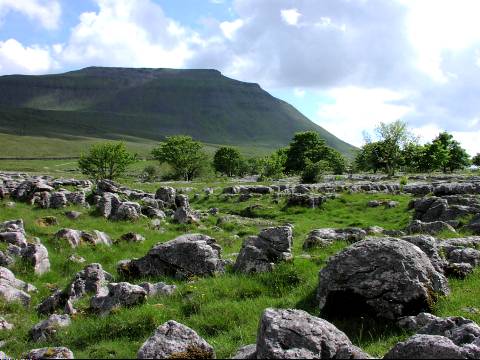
[0,187,478,358]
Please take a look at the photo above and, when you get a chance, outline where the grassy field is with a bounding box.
[0,184,478,358]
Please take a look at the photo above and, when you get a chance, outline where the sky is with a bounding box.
[1,0,480,154]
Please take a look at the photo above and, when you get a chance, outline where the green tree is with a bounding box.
[285,131,328,173]
[447,141,470,172]
[324,147,347,175]
[355,142,386,173]
[472,153,480,167]
[151,135,208,181]
[78,142,137,181]
[213,147,242,177]
[301,160,331,183]
[431,132,470,173]
[374,120,413,176]
[259,148,288,180]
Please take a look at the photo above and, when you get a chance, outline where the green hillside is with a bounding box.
[0,67,355,156]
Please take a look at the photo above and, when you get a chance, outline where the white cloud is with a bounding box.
[0,0,61,29]
[0,38,54,74]
[293,88,306,98]
[315,87,414,147]
[220,19,244,40]
[280,8,301,26]
[59,0,197,69]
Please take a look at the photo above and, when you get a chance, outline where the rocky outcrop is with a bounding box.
[234,226,293,274]
[30,314,71,342]
[90,282,147,315]
[317,238,449,320]
[406,220,456,235]
[236,308,371,359]
[303,228,366,249]
[21,243,50,275]
[54,229,112,248]
[118,234,226,279]
[137,320,215,359]
[23,347,74,359]
[0,266,36,306]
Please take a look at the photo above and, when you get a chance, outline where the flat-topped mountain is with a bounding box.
[0,67,355,155]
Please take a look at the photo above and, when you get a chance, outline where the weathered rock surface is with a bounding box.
[114,202,142,221]
[287,194,326,208]
[118,234,226,279]
[406,220,456,235]
[120,232,145,243]
[401,235,446,273]
[253,308,371,359]
[0,266,36,306]
[384,334,473,359]
[317,238,449,320]
[21,243,51,275]
[139,282,176,297]
[23,347,74,359]
[234,226,293,274]
[54,229,112,248]
[0,317,13,331]
[90,282,147,315]
[303,228,366,249]
[137,320,215,359]
[30,314,71,342]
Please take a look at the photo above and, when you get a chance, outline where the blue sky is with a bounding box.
[1,0,480,154]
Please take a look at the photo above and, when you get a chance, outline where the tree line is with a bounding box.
[78,120,477,182]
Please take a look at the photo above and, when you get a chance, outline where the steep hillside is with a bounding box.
[0,67,355,156]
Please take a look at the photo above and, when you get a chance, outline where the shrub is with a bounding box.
[141,165,157,182]
[301,160,330,184]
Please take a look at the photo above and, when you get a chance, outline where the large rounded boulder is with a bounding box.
[317,238,449,320]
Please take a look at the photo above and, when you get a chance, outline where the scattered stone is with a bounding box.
[137,320,215,359]
[120,233,145,243]
[173,206,199,224]
[155,187,176,205]
[114,202,141,221]
[0,317,13,331]
[0,231,27,248]
[97,192,122,219]
[287,193,326,208]
[384,334,471,359]
[90,282,147,315]
[303,228,366,249]
[21,243,50,275]
[0,266,36,306]
[118,234,226,279]
[447,248,480,267]
[0,251,14,267]
[142,206,165,219]
[317,238,449,320]
[234,226,293,274]
[30,314,71,342]
[36,216,59,227]
[50,192,68,209]
[232,344,256,359]
[67,255,86,264]
[139,282,176,297]
[54,229,112,248]
[65,211,82,220]
[23,347,74,359]
[255,308,371,359]
[406,220,456,235]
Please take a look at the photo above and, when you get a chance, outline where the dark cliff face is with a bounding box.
[0,67,355,153]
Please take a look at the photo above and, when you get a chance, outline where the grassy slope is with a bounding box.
[0,67,355,157]
[0,185,478,358]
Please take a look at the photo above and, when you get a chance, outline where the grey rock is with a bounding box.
[445,262,474,279]
[304,228,366,249]
[21,243,51,275]
[0,317,13,331]
[155,187,176,205]
[142,206,166,219]
[120,232,145,243]
[118,234,225,279]
[234,226,293,274]
[50,192,68,209]
[23,347,74,359]
[0,251,14,267]
[287,193,326,208]
[90,282,147,315]
[54,229,82,248]
[55,229,112,248]
[447,248,480,267]
[97,192,122,219]
[317,238,449,320]
[384,334,468,359]
[401,235,446,273]
[0,219,25,234]
[231,345,257,359]
[256,308,371,359]
[173,207,199,224]
[65,211,82,220]
[114,202,141,221]
[0,232,27,248]
[137,320,215,359]
[30,314,71,342]
[406,220,456,235]
[67,263,112,300]
[139,282,176,297]
[0,266,36,306]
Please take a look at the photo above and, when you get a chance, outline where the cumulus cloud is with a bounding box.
[0,0,61,29]
[59,0,198,69]
[0,38,54,74]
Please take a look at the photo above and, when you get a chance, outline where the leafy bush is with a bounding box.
[301,160,331,183]
[141,165,157,182]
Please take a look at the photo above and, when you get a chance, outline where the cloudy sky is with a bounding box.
[1,0,480,154]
